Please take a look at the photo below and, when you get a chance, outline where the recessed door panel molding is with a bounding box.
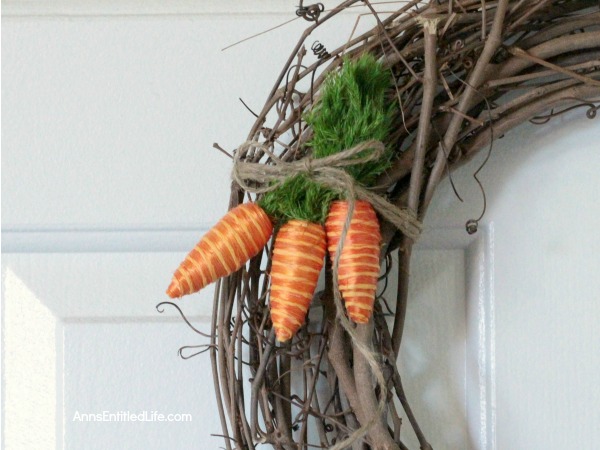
[2,227,493,449]
[465,227,496,450]
[2,252,221,449]
[1,228,212,254]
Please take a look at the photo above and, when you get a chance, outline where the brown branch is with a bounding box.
[322,264,370,447]
[409,15,440,213]
[299,335,329,448]
[328,320,364,419]
[391,12,439,368]
[218,276,237,441]
[493,31,600,81]
[484,60,600,88]
[517,11,600,49]
[423,0,510,212]
[506,0,552,32]
[391,237,413,358]
[250,331,275,441]
[210,279,233,450]
[363,0,421,81]
[461,83,600,160]
[353,323,400,450]
[276,350,294,444]
[487,74,599,120]
[507,47,600,87]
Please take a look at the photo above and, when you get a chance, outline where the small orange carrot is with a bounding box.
[269,220,326,342]
[325,200,381,324]
[166,203,273,298]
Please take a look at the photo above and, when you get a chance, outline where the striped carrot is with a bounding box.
[325,200,381,324]
[166,202,273,298]
[269,220,326,342]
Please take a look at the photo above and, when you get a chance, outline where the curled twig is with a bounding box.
[530,97,600,123]
[156,301,212,337]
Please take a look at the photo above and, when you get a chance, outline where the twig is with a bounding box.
[391,237,412,357]
[462,83,600,161]
[423,0,510,211]
[507,47,600,88]
[408,14,439,213]
[353,323,400,449]
[210,279,232,450]
[251,330,275,441]
[485,60,600,88]
[391,11,438,368]
[494,31,600,81]
[507,0,552,32]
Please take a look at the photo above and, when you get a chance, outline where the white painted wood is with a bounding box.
[391,249,469,449]
[1,252,215,319]
[424,115,600,449]
[2,0,300,16]
[2,268,59,449]
[464,232,496,450]
[1,0,375,17]
[1,256,223,449]
[1,10,378,232]
[62,320,222,450]
[1,0,388,17]
[1,228,212,253]
[2,247,473,449]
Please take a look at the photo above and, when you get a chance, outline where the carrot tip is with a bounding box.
[349,314,369,324]
[275,328,293,343]
[166,280,182,298]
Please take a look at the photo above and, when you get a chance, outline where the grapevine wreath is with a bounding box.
[160,1,600,449]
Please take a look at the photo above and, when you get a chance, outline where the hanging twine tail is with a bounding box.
[327,196,387,450]
[232,139,423,447]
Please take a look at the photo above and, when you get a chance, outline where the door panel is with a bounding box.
[3,246,476,449]
[2,252,221,449]
[424,116,600,449]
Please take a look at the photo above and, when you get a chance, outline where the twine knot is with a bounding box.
[232,139,423,240]
[300,157,314,175]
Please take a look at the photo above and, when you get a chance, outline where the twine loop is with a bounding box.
[232,139,423,240]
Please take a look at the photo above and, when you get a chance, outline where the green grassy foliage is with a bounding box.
[305,54,395,186]
[259,54,394,225]
[259,174,338,224]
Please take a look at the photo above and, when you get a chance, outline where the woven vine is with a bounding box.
[179,2,600,449]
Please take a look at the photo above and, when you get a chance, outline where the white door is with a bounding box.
[3,3,599,449]
[395,115,600,449]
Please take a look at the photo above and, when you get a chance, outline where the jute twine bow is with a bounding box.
[232,139,422,240]
[233,139,422,449]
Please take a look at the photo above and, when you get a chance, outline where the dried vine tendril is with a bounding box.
[296,1,325,22]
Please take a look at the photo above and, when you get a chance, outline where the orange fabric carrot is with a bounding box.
[269,220,326,342]
[325,200,381,324]
[166,203,273,298]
